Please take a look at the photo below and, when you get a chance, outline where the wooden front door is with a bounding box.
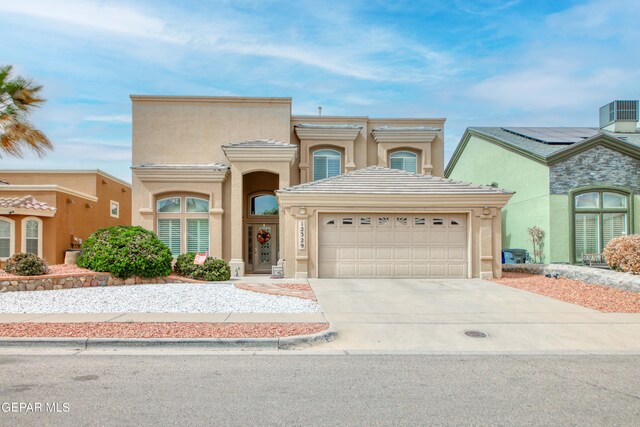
[248,224,278,273]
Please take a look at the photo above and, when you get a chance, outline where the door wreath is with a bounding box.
[257,229,271,245]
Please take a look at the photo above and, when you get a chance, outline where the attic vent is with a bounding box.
[600,100,638,130]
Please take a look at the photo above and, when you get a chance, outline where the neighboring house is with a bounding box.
[0,170,132,264]
[446,100,640,264]
[131,95,512,279]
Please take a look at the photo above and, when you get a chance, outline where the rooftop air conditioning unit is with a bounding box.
[599,100,639,133]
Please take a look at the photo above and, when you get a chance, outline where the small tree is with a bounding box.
[0,65,52,157]
[528,226,545,263]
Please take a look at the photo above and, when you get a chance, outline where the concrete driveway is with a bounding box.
[309,278,640,353]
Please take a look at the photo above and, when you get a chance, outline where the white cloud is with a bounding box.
[0,0,187,43]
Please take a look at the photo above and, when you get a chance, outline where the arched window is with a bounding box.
[22,217,43,256]
[250,194,279,216]
[574,190,629,261]
[0,217,15,259]
[389,151,417,173]
[313,149,341,181]
[156,194,210,257]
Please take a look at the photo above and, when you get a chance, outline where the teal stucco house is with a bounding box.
[446,100,640,264]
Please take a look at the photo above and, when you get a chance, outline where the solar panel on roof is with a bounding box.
[501,127,599,144]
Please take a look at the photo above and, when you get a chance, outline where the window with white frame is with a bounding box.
[313,149,341,181]
[110,200,120,218]
[574,190,629,261]
[22,217,42,256]
[156,195,210,257]
[389,151,417,173]
[0,217,15,259]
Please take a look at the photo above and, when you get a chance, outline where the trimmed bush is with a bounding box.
[4,252,49,276]
[77,226,173,279]
[603,235,640,274]
[174,252,231,281]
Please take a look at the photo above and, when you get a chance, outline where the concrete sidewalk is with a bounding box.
[0,312,327,323]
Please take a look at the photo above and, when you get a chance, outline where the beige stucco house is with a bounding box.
[131,96,513,279]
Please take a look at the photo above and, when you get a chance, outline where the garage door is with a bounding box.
[319,214,467,278]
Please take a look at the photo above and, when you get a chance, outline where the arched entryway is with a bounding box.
[243,171,279,273]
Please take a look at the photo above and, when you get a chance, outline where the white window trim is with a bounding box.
[389,151,418,172]
[0,216,16,260]
[21,217,43,257]
[110,200,120,218]
[312,149,342,181]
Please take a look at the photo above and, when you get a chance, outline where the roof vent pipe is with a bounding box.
[599,100,638,133]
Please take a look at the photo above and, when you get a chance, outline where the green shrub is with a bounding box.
[77,226,173,279]
[4,252,49,276]
[174,252,231,281]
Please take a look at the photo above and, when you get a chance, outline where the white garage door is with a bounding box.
[319,214,467,278]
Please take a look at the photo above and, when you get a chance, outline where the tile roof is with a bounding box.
[0,195,56,212]
[222,139,295,148]
[469,127,640,158]
[372,125,441,132]
[132,163,229,170]
[294,123,363,129]
[278,166,512,194]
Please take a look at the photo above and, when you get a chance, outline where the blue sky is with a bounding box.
[1,0,639,182]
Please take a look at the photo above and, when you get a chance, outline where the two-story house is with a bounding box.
[131,96,512,279]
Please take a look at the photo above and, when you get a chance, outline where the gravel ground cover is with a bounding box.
[0,283,319,313]
[0,264,94,279]
[493,273,640,312]
[0,322,329,338]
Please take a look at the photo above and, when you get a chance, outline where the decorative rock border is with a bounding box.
[0,273,200,293]
[502,264,640,293]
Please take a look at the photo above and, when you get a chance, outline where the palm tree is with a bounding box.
[0,65,52,157]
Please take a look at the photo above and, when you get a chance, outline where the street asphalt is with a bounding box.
[1,354,639,426]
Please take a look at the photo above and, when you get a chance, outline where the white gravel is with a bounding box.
[0,283,319,313]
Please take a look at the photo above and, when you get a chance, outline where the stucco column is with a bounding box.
[423,142,433,175]
[293,207,309,279]
[345,141,356,173]
[299,141,309,183]
[476,207,498,280]
[209,182,224,259]
[278,169,290,268]
[229,164,245,277]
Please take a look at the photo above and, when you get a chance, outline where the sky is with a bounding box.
[1,0,639,182]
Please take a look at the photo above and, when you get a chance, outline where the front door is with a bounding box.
[249,224,278,273]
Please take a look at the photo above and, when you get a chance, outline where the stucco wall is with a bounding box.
[550,145,640,194]
[132,97,293,166]
[447,135,550,260]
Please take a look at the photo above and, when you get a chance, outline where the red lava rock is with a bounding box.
[493,273,640,313]
[0,322,329,338]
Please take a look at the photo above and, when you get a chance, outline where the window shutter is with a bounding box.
[25,220,39,255]
[158,218,181,257]
[313,156,327,181]
[327,156,340,177]
[603,213,627,247]
[575,214,598,260]
[390,157,404,170]
[0,220,11,258]
[187,219,209,253]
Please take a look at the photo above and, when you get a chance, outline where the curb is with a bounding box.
[0,327,338,350]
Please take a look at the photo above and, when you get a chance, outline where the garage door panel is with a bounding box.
[376,264,393,276]
[394,247,411,260]
[357,247,374,260]
[319,214,468,278]
[448,230,466,244]
[448,247,466,261]
[376,247,393,261]
[412,247,428,260]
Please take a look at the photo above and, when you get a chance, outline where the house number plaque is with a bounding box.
[298,220,306,250]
